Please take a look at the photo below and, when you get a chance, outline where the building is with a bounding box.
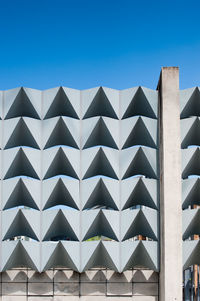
[0,67,198,300]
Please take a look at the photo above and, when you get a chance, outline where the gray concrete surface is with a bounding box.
[0,268,158,300]
[158,67,182,301]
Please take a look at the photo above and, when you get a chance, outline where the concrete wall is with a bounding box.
[0,268,158,301]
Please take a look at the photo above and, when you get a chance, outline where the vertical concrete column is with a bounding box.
[158,67,182,301]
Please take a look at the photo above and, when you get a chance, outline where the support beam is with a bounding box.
[158,67,182,301]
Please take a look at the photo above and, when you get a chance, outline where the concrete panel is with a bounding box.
[132,283,158,296]
[28,283,53,295]
[2,283,26,295]
[2,270,27,282]
[80,297,107,301]
[28,270,53,282]
[106,298,132,301]
[54,283,79,295]
[107,270,132,282]
[54,270,79,282]
[80,270,106,282]
[2,297,27,301]
[80,283,106,296]
[54,297,79,301]
[27,296,54,301]
[132,296,159,301]
[107,283,132,296]
[132,270,158,283]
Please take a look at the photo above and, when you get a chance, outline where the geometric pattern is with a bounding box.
[0,86,159,272]
[181,87,200,269]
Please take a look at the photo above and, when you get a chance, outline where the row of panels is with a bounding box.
[1,86,199,121]
[1,240,158,272]
[1,238,198,271]
[0,146,158,180]
[0,86,158,120]
[1,177,158,211]
[0,115,158,150]
[181,88,200,273]
[0,208,158,242]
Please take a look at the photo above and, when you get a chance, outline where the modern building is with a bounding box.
[0,67,199,300]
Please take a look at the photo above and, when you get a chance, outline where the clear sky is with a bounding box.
[0,0,200,90]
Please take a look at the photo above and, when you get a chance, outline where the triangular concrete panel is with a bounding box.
[122,117,157,149]
[42,210,79,241]
[122,87,157,119]
[83,87,118,119]
[121,241,157,271]
[121,209,157,241]
[82,148,118,180]
[183,209,200,240]
[43,147,79,180]
[2,241,39,271]
[42,241,79,271]
[82,210,119,241]
[181,117,200,148]
[81,241,119,271]
[44,87,79,119]
[5,88,40,119]
[2,209,39,241]
[183,241,200,270]
[44,117,79,149]
[83,117,118,149]
[182,178,200,209]
[4,117,40,149]
[122,147,157,180]
[4,148,40,180]
[121,178,157,210]
[182,148,200,179]
[181,87,200,119]
[43,178,79,210]
[3,178,39,210]
[82,178,118,210]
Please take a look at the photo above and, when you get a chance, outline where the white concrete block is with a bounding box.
[28,282,53,295]
[132,297,158,301]
[107,283,132,296]
[80,283,106,296]
[132,283,158,296]
[54,297,79,301]
[80,297,106,301]
[2,297,27,301]
[54,283,79,295]
[2,283,26,296]
[27,296,54,301]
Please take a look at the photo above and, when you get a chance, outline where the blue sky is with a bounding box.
[0,0,200,90]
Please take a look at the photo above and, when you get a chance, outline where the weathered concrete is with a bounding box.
[0,268,158,300]
[158,67,182,301]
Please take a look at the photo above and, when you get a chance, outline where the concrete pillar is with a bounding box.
[158,67,182,301]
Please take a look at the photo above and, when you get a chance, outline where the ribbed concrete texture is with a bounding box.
[0,268,158,300]
[0,86,159,273]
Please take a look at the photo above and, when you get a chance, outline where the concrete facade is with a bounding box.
[0,268,158,301]
[158,68,182,301]
[2,67,200,300]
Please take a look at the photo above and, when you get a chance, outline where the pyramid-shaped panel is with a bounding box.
[121,87,158,119]
[180,87,200,119]
[4,87,41,120]
[3,117,41,149]
[82,87,119,119]
[43,87,80,119]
